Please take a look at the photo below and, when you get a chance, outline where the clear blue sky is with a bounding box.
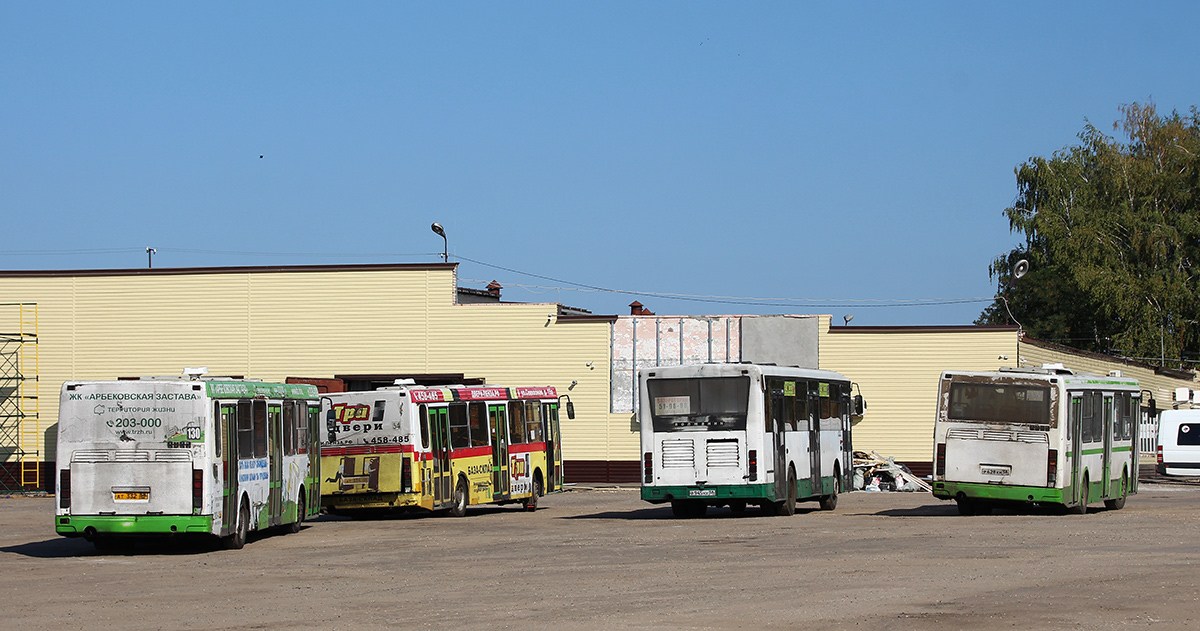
[3,3,1197,324]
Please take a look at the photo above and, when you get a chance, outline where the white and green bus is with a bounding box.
[639,363,859,518]
[932,365,1140,515]
[55,371,321,549]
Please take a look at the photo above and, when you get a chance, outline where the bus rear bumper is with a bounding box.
[642,484,773,503]
[931,481,1063,504]
[55,514,214,538]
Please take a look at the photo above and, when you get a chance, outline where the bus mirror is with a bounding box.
[853,395,866,417]
[326,409,337,443]
[566,401,575,419]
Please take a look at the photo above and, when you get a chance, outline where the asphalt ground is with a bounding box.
[3,482,1199,630]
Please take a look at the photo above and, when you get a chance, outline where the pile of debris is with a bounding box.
[852,451,932,492]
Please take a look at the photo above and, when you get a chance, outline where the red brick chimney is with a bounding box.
[486,280,503,299]
[629,301,654,316]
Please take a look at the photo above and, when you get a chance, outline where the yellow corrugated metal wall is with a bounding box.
[818,316,1019,464]
[0,267,619,471]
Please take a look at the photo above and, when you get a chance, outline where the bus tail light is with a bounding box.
[748,450,757,481]
[935,443,946,478]
[401,455,413,493]
[1157,445,1163,465]
[192,469,203,512]
[643,452,653,483]
[1047,449,1058,487]
[59,470,70,510]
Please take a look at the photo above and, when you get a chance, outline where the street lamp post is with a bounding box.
[430,223,447,262]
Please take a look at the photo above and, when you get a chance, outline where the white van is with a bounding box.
[1157,389,1200,476]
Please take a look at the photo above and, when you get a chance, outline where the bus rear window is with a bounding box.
[647,377,749,432]
[947,382,1052,426]
[1177,424,1200,446]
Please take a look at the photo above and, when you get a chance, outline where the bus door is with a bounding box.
[428,406,452,506]
[1070,395,1083,504]
[268,403,283,527]
[1102,395,1114,497]
[806,384,821,496]
[769,381,787,500]
[307,403,320,516]
[546,403,563,491]
[841,387,854,492]
[220,402,238,536]
[490,404,510,498]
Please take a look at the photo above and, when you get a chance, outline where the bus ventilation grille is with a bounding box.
[661,439,695,468]
[706,440,739,468]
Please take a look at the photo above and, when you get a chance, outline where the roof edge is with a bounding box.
[0,262,457,278]
[827,324,1019,334]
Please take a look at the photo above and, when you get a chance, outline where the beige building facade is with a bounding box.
[2,263,1195,488]
[0,264,630,489]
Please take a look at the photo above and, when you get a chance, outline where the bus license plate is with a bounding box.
[980,465,1011,477]
[689,489,717,497]
[113,491,149,501]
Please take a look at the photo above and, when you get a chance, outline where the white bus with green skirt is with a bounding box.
[639,363,860,518]
[932,365,1140,515]
[55,371,321,550]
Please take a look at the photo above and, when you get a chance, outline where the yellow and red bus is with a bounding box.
[320,382,568,517]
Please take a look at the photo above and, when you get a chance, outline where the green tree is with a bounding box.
[979,103,1200,367]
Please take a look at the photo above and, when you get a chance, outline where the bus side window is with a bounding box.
[794,391,809,431]
[525,401,543,443]
[1069,397,1081,441]
[469,402,489,448]
[237,400,253,459]
[508,401,527,444]
[252,400,268,458]
[419,404,430,450]
[214,401,222,458]
[283,401,295,456]
[373,400,386,425]
[1081,394,1094,443]
[449,403,470,449]
[301,404,315,454]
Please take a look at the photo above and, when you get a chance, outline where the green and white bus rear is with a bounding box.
[932,365,1140,515]
[55,372,321,549]
[639,363,859,518]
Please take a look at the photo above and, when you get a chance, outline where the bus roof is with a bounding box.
[640,362,851,383]
[332,385,559,404]
[940,369,1140,390]
[62,379,319,400]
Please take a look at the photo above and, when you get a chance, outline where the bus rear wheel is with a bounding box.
[1104,472,1127,510]
[225,498,250,550]
[523,475,543,512]
[776,469,797,516]
[1069,475,1089,515]
[956,496,977,516]
[286,490,306,534]
[819,466,841,511]
[670,499,706,518]
[449,477,469,517]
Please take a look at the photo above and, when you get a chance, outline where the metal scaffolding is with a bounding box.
[0,303,39,492]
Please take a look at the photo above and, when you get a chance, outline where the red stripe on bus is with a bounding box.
[321,444,414,457]
[448,446,493,459]
[508,442,546,455]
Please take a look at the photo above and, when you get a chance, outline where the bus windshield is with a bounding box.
[947,382,1052,426]
[647,377,749,432]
